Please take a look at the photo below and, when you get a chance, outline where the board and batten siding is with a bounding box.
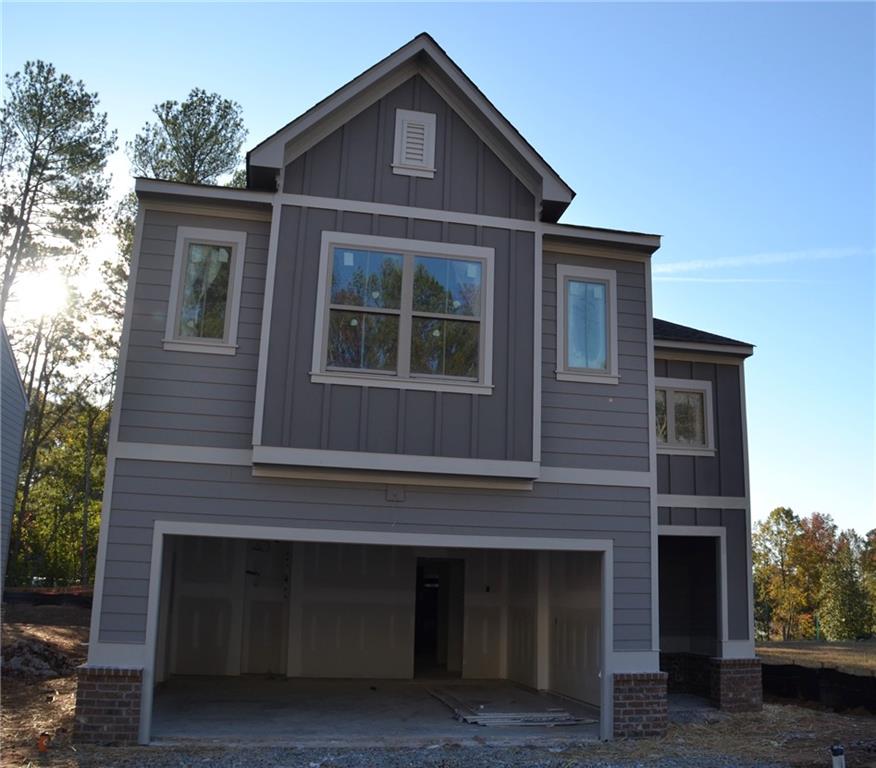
[1,327,27,586]
[283,74,535,221]
[259,205,535,461]
[116,209,270,449]
[99,459,653,652]
[541,249,650,472]
[655,358,745,497]
[658,506,749,641]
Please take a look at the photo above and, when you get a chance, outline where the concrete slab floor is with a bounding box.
[151,677,601,747]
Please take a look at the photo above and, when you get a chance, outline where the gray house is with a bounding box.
[1,323,27,594]
[76,34,760,745]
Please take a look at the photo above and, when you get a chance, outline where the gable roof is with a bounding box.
[247,33,575,221]
[653,318,753,356]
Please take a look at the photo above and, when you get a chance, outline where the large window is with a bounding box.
[164,227,247,355]
[655,378,715,455]
[312,232,494,394]
[555,264,619,384]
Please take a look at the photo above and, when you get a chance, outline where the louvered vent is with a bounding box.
[392,109,436,178]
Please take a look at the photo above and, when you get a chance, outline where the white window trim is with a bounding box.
[555,264,619,384]
[311,231,495,395]
[655,377,716,456]
[163,226,247,355]
[392,108,437,179]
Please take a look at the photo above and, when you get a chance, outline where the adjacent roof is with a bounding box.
[653,318,753,356]
[247,32,575,221]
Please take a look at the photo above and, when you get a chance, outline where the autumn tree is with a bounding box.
[819,532,871,640]
[862,529,876,634]
[0,60,116,317]
[791,512,837,637]
[753,507,805,640]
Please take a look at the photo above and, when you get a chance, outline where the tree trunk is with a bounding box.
[80,409,95,585]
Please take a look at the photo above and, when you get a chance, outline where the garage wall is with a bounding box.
[506,550,538,689]
[549,551,602,706]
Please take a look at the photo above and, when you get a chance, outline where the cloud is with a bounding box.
[653,247,867,275]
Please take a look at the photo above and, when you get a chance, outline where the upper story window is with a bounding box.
[311,232,494,395]
[555,264,619,384]
[655,377,716,455]
[392,109,437,179]
[163,226,247,355]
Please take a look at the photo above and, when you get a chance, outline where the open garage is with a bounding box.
[145,533,608,744]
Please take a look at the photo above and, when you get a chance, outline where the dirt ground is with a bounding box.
[1,603,875,767]
[757,640,876,676]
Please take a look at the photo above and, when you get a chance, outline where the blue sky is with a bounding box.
[3,2,874,534]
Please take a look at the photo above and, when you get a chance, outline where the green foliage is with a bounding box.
[819,533,872,641]
[129,88,246,184]
[0,60,116,316]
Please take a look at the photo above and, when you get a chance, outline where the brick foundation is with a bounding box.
[613,672,668,738]
[74,666,143,745]
[710,658,762,712]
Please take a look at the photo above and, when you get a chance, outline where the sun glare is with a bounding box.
[9,269,70,323]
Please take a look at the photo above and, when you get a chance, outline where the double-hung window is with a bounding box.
[655,378,715,455]
[164,227,247,355]
[555,264,619,384]
[312,232,494,394]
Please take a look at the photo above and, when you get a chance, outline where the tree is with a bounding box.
[819,531,871,640]
[862,529,876,634]
[0,61,116,317]
[791,512,837,637]
[753,507,806,640]
[129,88,246,185]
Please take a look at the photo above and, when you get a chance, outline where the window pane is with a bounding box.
[327,311,398,372]
[655,389,668,444]
[566,280,607,370]
[673,390,706,446]
[411,318,479,378]
[331,248,402,309]
[178,243,231,339]
[413,256,481,316]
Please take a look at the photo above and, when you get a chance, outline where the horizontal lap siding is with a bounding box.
[542,251,650,471]
[261,206,534,461]
[99,459,651,651]
[283,74,534,220]
[658,507,749,641]
[1,337,27,579]
[118,210,270,448]
[655,359,745,496]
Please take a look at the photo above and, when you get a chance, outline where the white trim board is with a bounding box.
[644,263,659,654]
[654,340,753,357]
[135,521,616,743]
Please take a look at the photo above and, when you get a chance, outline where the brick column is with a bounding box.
[74,666,143,745]
[613,671,668,738]
[710,658,762,712]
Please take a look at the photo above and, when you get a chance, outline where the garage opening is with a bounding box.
[149,535,605,744]
[658,534,720,696]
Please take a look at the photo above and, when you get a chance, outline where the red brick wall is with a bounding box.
[710,658,762,712]
[613,672,668,738]
[74,666,143,745]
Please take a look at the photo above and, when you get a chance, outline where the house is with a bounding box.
[1,323,27,595]
[75,33,761,746]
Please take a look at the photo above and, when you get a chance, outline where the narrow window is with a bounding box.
[555,264,619,384]
[164,227,247,355]
[312,233,495,394]
[655,379,715,454]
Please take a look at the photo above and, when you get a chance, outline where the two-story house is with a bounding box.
[75,33,761,746]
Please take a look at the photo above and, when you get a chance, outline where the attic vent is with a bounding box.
[392,109,436,179]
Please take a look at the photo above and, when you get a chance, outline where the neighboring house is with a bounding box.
[76,33,760,745]
[1,323,27,594]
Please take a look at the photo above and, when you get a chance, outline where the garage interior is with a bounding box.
[658,535,720,698]
[149,535,603,743]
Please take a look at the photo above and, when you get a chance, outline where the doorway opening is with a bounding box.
[414,557,464,678]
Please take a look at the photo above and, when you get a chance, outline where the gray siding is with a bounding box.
[542,250,650,471]
[1,328,27,584]
[117,210,270,448]
[658,507,749,641]
[260,205,535,461]
[284,75,535,221]
[655,359,745,496]
[100,459,653,651]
